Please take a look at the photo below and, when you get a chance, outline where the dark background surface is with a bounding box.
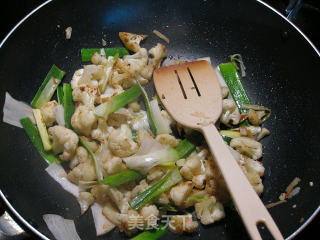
[0,0,319,239]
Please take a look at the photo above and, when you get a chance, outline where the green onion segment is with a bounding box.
[31,65,65,109]
[94,84,142,118]
[32,109,52,151]
[81,47,129,62]
[129,167,182,210]
[20,117,58,163]
[63,83,75,129]
[219,62,251,126]
[137,83,157,135]
[131,225,167,240]
[101,169,142,187]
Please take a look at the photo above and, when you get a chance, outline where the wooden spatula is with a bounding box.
[153,60,283,240]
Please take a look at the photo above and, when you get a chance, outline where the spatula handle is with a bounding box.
[201,124,283,240]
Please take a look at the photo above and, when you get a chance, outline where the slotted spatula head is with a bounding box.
[153,60,222,129]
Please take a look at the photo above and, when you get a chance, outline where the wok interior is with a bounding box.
[0,0,319,239]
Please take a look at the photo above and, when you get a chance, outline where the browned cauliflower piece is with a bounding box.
[180,155,206,189]
[195,196,225,225]
[169,181,193,207]
[67,160,97,184]
[108,124,138,157]
[149,43,167,68]
[107,108,133,128]
[71,105,97,137]
[230,137,262,160]
[72,84,100,107]
[48,125,79,161]
[220,99,240,126]
[155,134,179,148]
[119,32,148,52]
[40,100,57,127]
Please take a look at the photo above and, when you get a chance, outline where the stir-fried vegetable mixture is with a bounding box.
[3,31,272,239]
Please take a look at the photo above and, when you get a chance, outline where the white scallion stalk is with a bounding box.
[33,109,52,151]
[2,92,34,128]
[55,104,65,126]
[123,133,178,174]
[91,203,115,236]
[149,99,171,135]
[45,162,79,198]
[93,101,113,118]
[43,214,81,240]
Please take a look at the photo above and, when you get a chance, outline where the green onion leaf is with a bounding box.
[101,169,142,187]
[79,137,103,182]
[131,225,167,240]
[20,117,58,163]
[129,167,182,210]
[63,83,75,129]
[93,84,142,118]
[174,139,195,159]
[30,65,65,109]
[57,85,64,105]
[81,47,129,62]
[219,62,251,126]
[137,83,158,135]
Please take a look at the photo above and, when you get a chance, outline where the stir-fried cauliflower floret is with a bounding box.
[48,125,78,161]
[256,127,270,141]
[195,196,225,225]
[108,124,138,157]
[71,106,97,135]
[71,69,84,89]
[169,181,193,207]
[102,202,125,230]
[72,84,100,107]
[180,156,206,189]
[149,43,167,68]
[243,158,265,195]
[107,187,131,214]
[169,214,198,234]
[128,101,140,112]
[91,52,108,65]
[71,105,97,137]
[131,179,149,198]
[123,48,148,74]
[69,146,90,169]
[228,146,265,195]
[221,86,229,99]
[119,32,148,52]
[91,185,110,205]
[40,100,57,127]
[147,167,166,182]
[68,160,97,184]
[220,99,240,126]
[230,137,262,160]
[103,156,127,175]
[156,134,179,148]
[140,205,159,226]
[183,189,209,208]
[107,108,133,128]
[78,191,95,214]
[91,119,113,142]
[248,109,267,126]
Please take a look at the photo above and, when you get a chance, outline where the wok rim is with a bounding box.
[0,0,319,239]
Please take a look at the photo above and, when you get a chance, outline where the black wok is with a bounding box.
[0,0,319,239]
